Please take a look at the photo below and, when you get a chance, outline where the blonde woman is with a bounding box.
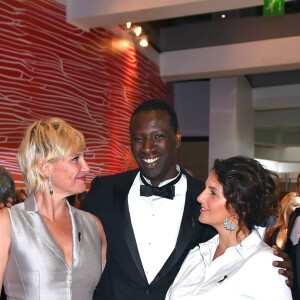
[0,118,106,300]
[264,192,300,250]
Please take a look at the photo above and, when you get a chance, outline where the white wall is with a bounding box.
[174,78,300,178]
[174,80,210,137]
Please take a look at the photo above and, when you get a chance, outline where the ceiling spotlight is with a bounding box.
[221,14,226,19]
[133,26,142,37]
[121,23,148,48]
[139,36,148,47]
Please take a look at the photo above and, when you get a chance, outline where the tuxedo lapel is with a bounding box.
[122,195,148,282]
[112,169,148,281]
[150,187,196,285]
[113,169,200,286]
[23,195,66,263]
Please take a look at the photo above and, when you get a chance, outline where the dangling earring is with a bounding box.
[48,174,53,195]
[224,216,237,231]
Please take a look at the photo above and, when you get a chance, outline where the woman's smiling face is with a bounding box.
[50,152,89,198]
[197,171,230,231]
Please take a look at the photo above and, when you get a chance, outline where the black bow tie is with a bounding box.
[140,172,182,200]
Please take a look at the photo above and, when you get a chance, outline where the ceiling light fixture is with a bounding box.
[122,22,149,47]
[139,36,148,47]
[133,26,142,37]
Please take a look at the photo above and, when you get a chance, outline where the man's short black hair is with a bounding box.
[130,99,179,133]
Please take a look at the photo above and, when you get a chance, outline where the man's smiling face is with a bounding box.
[130,109,181,187]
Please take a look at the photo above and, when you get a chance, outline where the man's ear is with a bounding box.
[176,128,181,149]
[38,159,52,177]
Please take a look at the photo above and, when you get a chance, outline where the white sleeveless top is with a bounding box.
[3,195,101,300]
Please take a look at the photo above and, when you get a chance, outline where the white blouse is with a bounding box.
[166,230,292,300]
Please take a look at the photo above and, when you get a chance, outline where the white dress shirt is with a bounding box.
[128,167,187,283]
[166,230,292,300]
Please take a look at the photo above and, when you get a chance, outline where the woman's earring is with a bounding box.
[224,216,237,231]
[48,174,53,195]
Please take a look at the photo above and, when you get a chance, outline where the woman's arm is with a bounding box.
[0,208,11,287]
[93,215,107,271]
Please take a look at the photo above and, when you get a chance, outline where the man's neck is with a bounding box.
[143,167,181,187]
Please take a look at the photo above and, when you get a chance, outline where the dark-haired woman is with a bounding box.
[166,156,292,299]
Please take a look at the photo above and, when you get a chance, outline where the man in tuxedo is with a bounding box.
[286,207,300,299]
[83,99,292,300]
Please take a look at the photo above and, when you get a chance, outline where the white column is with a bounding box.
[208,76,254,170]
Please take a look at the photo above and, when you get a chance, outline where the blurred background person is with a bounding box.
[67,194,77,207]
[15,188,28,204]
[75,191,87,209]
[166,156,292,300]
[0,118,106,300]
[296,173,300,194]
[0,166,16,300]
[67,191,87,209]
[264,192,300,250]
[0,166,15,209]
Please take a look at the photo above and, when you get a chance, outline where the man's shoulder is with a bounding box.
[183,169,205,193]
[91,169,139,184]
[83,169,140,213]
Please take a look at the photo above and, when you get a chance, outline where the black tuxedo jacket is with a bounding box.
[286,207,300,299]
[83,168,216,300]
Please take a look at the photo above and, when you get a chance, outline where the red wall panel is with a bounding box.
[0,0,172,187]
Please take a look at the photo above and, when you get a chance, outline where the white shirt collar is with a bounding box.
[141,165,181,187]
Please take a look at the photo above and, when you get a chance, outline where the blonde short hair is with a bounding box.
[18,118,85,194]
